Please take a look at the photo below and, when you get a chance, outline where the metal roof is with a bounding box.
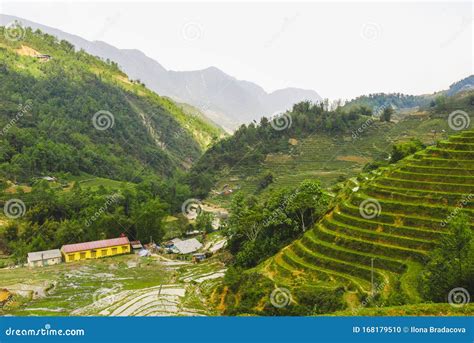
[27,249,61,262]
[173,238,203,254]
[62,237,130,253]
[130,240,143,248]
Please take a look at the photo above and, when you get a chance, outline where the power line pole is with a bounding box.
[371,257,374,297]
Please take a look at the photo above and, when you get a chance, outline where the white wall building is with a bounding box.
[27,249,62,267]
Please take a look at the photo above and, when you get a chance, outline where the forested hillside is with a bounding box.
[189,89,474,203]
[188,101,367,197]
[0,26,223,183]
[342,74,473,112]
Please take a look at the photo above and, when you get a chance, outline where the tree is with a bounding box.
[286,180,329,232]
[257,172,274,191]
[381,107,394,122]
[390,139,424,163]
[421,213,473,302]
[133,198,168,243]
[195,211,214,233]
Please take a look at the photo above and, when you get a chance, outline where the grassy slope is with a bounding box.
[208,116,450,207]
[226,128,474,315]
[0,27,221,177]
[206,90,473,207]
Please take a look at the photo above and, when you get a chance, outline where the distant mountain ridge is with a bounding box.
[0,14,322,131]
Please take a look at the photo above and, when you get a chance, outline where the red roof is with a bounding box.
[62,237,130,253]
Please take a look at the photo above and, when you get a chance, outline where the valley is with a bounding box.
[0,19,473,319]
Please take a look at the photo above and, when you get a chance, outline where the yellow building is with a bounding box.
[61,237,130,263]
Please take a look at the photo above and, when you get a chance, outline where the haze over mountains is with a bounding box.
[0,14,322,131]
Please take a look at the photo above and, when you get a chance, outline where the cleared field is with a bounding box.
[0,254,225,316]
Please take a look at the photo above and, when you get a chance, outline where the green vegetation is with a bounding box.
[188,101,369,198]
[220,129,474,315]
[0,27,221,183]
[190,89,473,208]
[342,75,473,112]
[0,174,193,263]
[226,180,329,269]
[421,213,473,302]
[0,253,224,316]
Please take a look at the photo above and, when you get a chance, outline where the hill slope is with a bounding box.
[0,26,221,182]
[0,14,322,131]
[190,89,474,206]
[218,129,474,315]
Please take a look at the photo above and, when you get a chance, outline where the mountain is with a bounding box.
[0,26,221,182]
[342,74,474,112]
[0,14,322,132]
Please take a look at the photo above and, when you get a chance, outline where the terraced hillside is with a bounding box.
[207,116,452,206]
[263,129,474,307]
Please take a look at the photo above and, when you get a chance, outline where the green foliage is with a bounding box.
[342,92,431,112]
[133,198,168,243]
[390,139,424,163]
[0,27,218,183]
[257,172,274,191]
[0,175,186,258]
[222,268,346,315]
[381,107,394,122]
[188,101,367,197]
[226,180,329,268]
[195,211,214,233]
[421,213,474,302]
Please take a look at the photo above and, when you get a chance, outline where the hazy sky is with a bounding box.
[1,1,472,100]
